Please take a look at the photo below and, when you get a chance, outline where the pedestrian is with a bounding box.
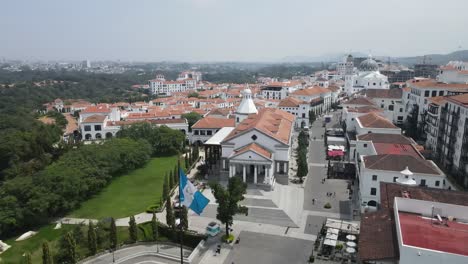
[312,198,315,205]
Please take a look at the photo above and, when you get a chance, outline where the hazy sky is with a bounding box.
[1,0,468,62]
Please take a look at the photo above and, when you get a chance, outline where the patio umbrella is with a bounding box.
[346,241,356,247]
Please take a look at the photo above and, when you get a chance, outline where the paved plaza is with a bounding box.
[223,231,313,264]
[303,111,353,220]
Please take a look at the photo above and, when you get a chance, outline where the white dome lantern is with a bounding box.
[396,166,417,186]
[235,85,258,125]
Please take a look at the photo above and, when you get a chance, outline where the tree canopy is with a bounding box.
[117,122,185,156]
[181,112,202,132]
[0,138,151,237]
[209,177,248,236]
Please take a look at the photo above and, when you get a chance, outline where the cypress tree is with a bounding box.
[166,196,175,228]
[169,169,174,189]
[185,154,189,170]
[42,242,52,264]
[65,232,77,264]
[173,165,178,184]
[128,215,138,243]
[24,252,32,264]
[87,221,97,256]
[162,174,169,200]
[151,212,159,241]
[110,218,117,250]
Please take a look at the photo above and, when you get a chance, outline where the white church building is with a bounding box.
[208,88,295,187]
[344,55,390,96]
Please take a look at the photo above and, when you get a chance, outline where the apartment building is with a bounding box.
[433,93,468,188]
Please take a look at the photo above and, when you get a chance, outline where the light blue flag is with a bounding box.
[179,169,209,215]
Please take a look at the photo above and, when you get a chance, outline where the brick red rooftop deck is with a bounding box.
[398,212,468,256]
[373,143,421,158]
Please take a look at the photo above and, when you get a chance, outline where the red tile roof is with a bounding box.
[357,113,398,129]
[207,108,231,117]
[346,106,382,113]
[278,97,307,107]
[408,79,468,90]
[362,88,402,99]
[427,96,447,106]
[363,154,441,175]
[82,104,111,113]
[373,143,421,158]
[192,116,235,129]
[359,210,398,261]
[342,97,375,106]
[380,182,468,210]
[291,86,330,96]
[224,108,294,145]
[82,115,107,123]
[357,133,415,145]
[234,143,272,159]
[445,93,468,107]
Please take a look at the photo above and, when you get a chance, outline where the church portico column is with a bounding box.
[243,165,246,183]
[254,165,258,184]
[229,164,233,177]
[263,165,268,184]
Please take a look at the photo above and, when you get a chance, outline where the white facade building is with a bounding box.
[149,74,197,96]
[261,81,303,100]
[403,78,468,135]
[394,197,468,264]
[220,108,295,186]
[344,55,389,96]
[278,97,310,128]
[438,61,468,84]
[358,153,446,212]
[177,71,202,82]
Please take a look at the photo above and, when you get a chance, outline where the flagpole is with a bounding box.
[178,158,184,264]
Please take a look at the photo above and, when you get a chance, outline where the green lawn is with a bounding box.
[0,223,149,264]
[70,156,178,219]
[0,224,74,264]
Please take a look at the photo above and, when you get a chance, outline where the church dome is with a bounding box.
[359,55,379,71]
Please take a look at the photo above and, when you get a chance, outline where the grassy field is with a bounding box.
[70,156,178,219]
[0,224,74,264]
[0,223,154,264]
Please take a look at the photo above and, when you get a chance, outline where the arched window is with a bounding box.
[85,134,92,140]
[105,132,113,139]
[95,133,102,139]
[367,200,377,207]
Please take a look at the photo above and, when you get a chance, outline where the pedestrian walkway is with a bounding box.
[81,243,191,264]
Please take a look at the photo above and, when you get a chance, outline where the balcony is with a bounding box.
[427,107,439,116]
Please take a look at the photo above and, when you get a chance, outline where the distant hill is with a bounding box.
[281,52,367,63]
[394,50,468,66]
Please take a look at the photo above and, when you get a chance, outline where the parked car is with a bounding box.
[206,221,221,237]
